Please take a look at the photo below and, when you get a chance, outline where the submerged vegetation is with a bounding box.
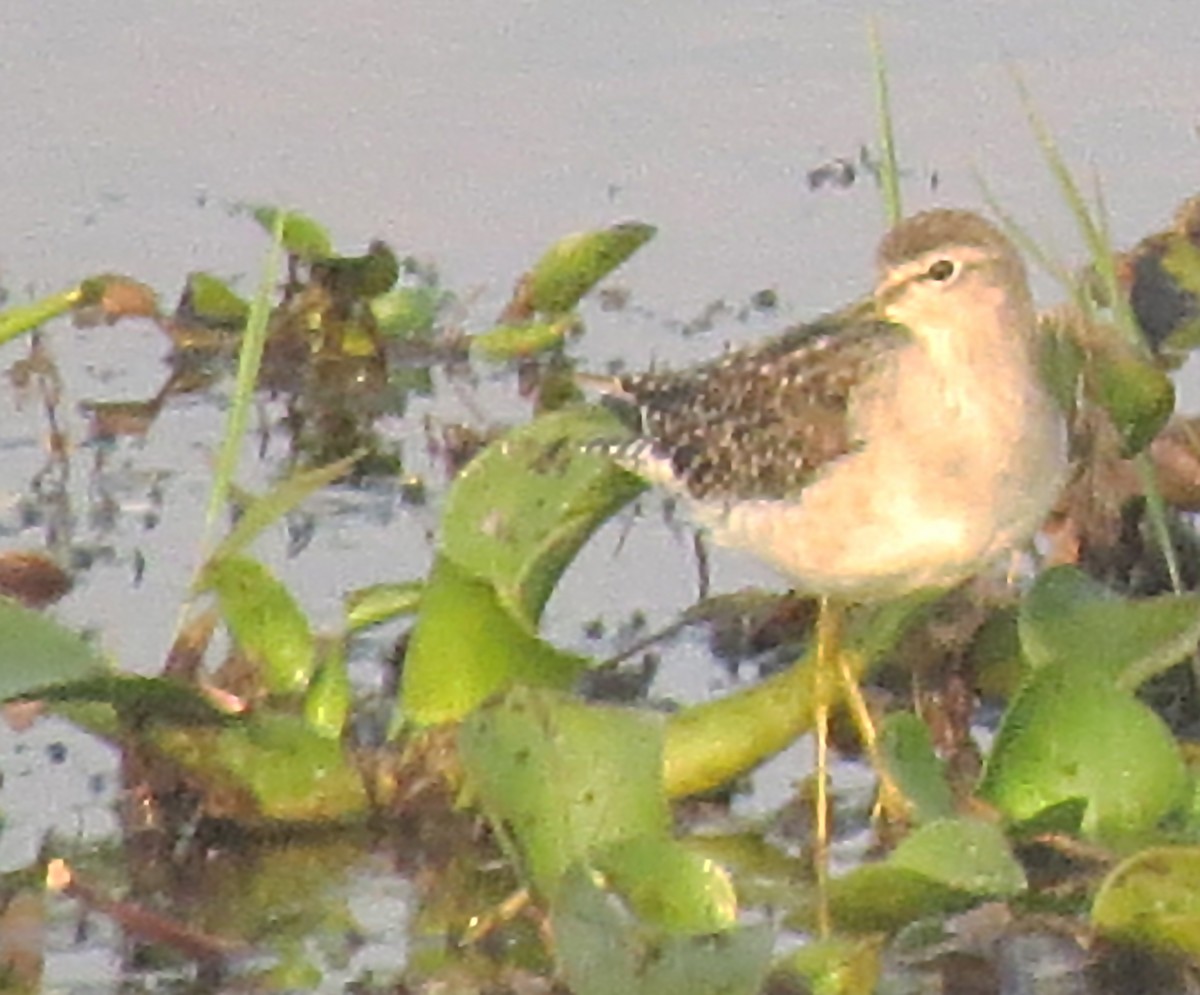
[6,87,1200,995]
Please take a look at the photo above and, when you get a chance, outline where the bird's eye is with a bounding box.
[926,258,958,282]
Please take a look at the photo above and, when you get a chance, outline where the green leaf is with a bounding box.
[826,865,962,935]
[311,240,400,300]
[1085,331,1175,456]
[592,836,738,934]
[183,272,250,328]
[203,556,316,696]
[211,454,360,564]
[458,686,669,895]
[439,405,644,627]
[0,599,105,700]
[24,674,228,727]
[681,832,808,919]
[525,222,656,316]
[780,935,884,995]
[303,640,351,739]
[46,683,366,822]
[470,318,576,362]
[343,580,423,631]
[371,285,442,340]
[1093,846,1200,960]
[1019,565,1200,690]
[888,818,1026,894]
[978,663,1187,846]
[551,864,772,995]
[968,606,1025,701]
[1038,316,1085,417]
[826,818,1025,934]
[245,205,332,259]
[879,712,954,824]
[151,711,367,822]
[400,556,587,727]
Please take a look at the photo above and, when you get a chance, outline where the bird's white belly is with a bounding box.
[706,477,1035,599]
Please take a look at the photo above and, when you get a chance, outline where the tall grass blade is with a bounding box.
[1011,72,1139,342]
[201,212,285,550]
[868,18,903,225]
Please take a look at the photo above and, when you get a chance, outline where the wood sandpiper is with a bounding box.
[607,209,1070,929]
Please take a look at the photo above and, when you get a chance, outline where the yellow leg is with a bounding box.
[813,597,835,938]
[813,598,914,936]
[831,612,911,825]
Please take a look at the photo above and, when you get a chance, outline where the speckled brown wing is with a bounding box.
[617,311,910,501]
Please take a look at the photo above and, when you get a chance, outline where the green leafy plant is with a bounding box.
[5,53,1200,995]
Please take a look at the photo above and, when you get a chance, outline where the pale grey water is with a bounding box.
[1,1,1198,988]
